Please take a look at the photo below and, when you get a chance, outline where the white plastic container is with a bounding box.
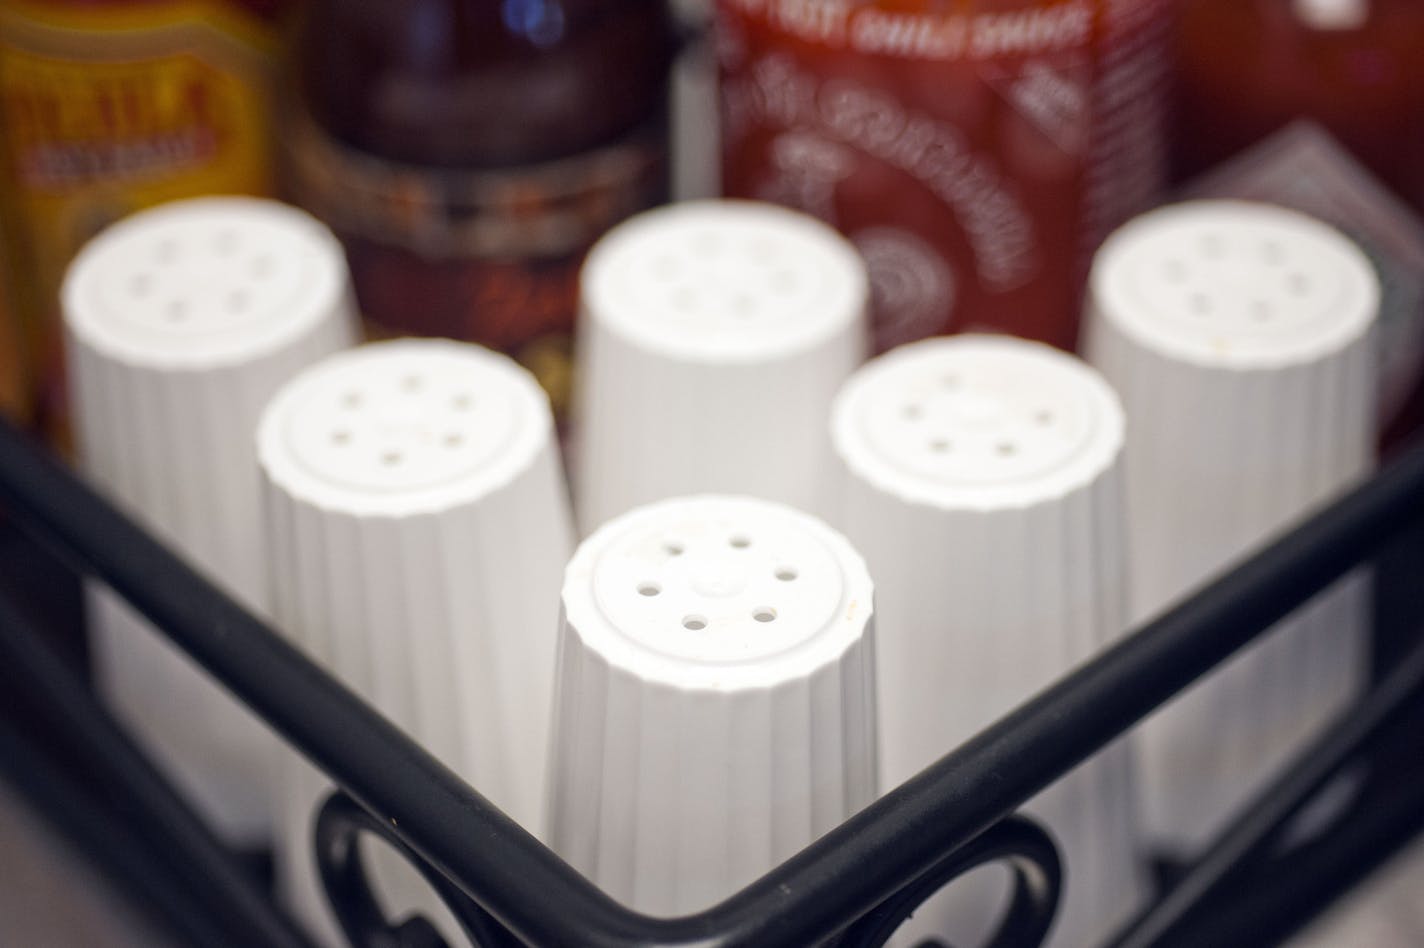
[1084,199,1378,854]
[547,494,877,916]
[63,196,357,845]
[574,199,869,533]
[257,339,574,942]
[829,334,1141,948]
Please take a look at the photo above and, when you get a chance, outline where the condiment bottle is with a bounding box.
[1173,0,1424,448]
[283,0,676,421]
[716,0,1174,353]
[0,0,294,446]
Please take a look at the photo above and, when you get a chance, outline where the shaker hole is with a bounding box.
[753,607,777,623]
[682,614,707,631]
[638,583,661,597]
[730,535,751,549]
[775,567,798,582]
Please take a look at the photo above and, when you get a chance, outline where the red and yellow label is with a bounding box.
[0,0,284,442]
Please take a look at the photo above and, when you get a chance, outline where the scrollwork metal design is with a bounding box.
[836,815,1061,948]
[316,791,519,948]
[315,789,1060,948]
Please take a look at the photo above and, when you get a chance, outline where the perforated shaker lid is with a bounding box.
[580,199,869,362]
[831,335,1125,511]
[561,495,874,689]
[1089,200,1378,369]
[63,196,351,370]
[257,339,554,517]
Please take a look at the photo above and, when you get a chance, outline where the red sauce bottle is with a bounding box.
[1174,0,1424,212]
[284,0,676,418]
[716,0,1173,353]
[1173,0,1424,448]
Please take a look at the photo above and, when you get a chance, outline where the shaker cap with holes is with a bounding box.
[560,493,874,688]
[581,199,867,361]
[548,494,877,914]
[574,199,870,532]
[61,195,358,845]
[1086,199,1378,369]
[64,196,353,370]
[831,334,1126,512]
[258,339,556,518]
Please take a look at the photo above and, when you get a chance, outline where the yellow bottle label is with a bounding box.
[0,255,26,424]
[0,1,281,440]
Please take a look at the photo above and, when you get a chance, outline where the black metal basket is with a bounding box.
[1,415,1421,948]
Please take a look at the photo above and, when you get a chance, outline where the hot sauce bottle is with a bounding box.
[1174,0,1424,449]
[1175,0,1424,212]
[716,0,1173,353]
[284,0,676,420]
[0,0,294,446]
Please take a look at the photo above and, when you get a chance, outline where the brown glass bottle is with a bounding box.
[285,0,675,417]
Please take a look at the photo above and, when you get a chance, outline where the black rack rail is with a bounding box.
[1,415,1421,948]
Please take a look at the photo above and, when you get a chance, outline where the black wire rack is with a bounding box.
[0,414,1421,948]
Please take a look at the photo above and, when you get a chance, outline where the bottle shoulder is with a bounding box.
[296,0,675,167]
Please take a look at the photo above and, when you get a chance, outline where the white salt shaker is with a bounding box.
[575,199,869,533]
[64,196,357,845]
[829,334,1142,948]
[1084,199,1378,855]
[257,339,574,943]
[547,494,877,916]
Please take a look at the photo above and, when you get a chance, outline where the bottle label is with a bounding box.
[0,1,281,441]
[717,0,1172,352]
[1182,120,1424,428]
[281,110,669,419]
[0,244,26,424]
